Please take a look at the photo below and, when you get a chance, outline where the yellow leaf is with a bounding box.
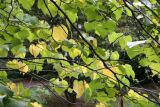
[30,102,42,107]
[52,24,68,41]
[29,44,41,57]
[103,67,117,80]
[38,41,47,49]
[7,60,29,73]
[73,48,81,56]
[92,38,97,47]
[96,103,106,107]
[8,82,17,92]
[73,80,85,98]
[84,81,89,88]
[93,72,98,80]
[36,44,44,51]
[7,82,20,95]
[80,66,87,73]
[17,62,29,73]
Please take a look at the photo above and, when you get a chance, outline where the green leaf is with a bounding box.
[119,35,132,49]
[139,58,151,67]
[89,79,104,95]
[84,5,103,21]
[17,83,30,98]
[105,87,118,97]
[84,22,98,31]
[96,91,116,102]
[67,11,77,23]
[50,79,68,95]
[4,98,29,107]
[122,64,135,79]
[95,21,117,38]
[96,47,106,58]
[149,63,160,75]
[148,55,160,63]
[126,46,143,59]
[84,87,92,102]
[18,0,35,10]
[0,84,13,97]
[0,38,5,45]
[149,0,157,4]
[121,77,130,87]
[14,29,30,40]
[69,48,81,59]
[111,51,119,60]
[114,8,123,20]
[0,45,9,57]
[108,32,122,44]
[11,45,26,58]
[125,8,132,16]
[11,38,22,47]
[0,71,8,81]
[103,20,117,31]
[95,27,107,38]
[38,0,49,15]
[48,4,58,17]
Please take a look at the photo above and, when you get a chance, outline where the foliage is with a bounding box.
[0,0,160,107]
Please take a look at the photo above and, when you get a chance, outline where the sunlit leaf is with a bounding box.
[119,35,132,49]
[95,103,106,107]
[7,82,17,94]
[30,102,42,107]
[18,0,35,10]
[149,63,160,75]
[108,32,122,44]
[73,80,86,98]
[103,67,116,80]
[69,48,81,59]
[17,62,29,73]
[111,51,119,60]
[29,44,42,57]
[114,8,123,20]
[125,8,132,16]
[126,46,143,59]
[52,24,68,41]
